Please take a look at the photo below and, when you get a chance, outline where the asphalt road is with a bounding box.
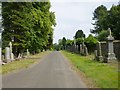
[2,51,87,88]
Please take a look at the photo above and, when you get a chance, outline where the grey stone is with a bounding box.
[11,53,14,61]
[106,28,116,62]
[27,49,30,57]
[5,47,10,63]
[80,44,82,54]
[9,42,14,61]
[94,50,98,60]
[98,42,103,62]
[84,46,88,56]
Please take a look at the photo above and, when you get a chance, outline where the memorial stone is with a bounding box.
[5,47,10,63]
[106,28,116,62]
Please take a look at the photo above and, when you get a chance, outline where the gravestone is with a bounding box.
[0,33,2,64]
[94,50,98,60]
[98,41,103,62]
[2,55,4,61]
[84,45,88,56]
[9,42,14,61]
[106,28,116,62]
[5,47,10,63]
[82,39,85,55]
[80,44,82,54]
[27,49,30,57]
[11,53,14,61]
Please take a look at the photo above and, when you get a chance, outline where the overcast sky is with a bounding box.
[50,0,119,44]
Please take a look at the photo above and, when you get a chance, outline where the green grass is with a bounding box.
[0,51,49,75]
[1,59,36,74]
[62,51,118,88]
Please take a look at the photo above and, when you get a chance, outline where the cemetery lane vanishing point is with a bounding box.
[2,51,87,88]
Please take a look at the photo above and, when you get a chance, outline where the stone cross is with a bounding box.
[108,28,112,36]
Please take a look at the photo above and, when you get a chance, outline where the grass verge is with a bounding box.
[62,51,118,88]
[0,51,50,75]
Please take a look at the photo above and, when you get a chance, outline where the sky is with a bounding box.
[50,0,119,44]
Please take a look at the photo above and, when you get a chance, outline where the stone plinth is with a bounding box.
[106,28,116,62]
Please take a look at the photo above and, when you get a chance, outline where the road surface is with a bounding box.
[2,51,87,88]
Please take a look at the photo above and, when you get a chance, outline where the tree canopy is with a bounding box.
[91,4,120,40]
[75,30,85,39]
[2,2,56,56]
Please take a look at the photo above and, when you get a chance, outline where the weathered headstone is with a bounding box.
[94,50,98,60]
[17,53,21,59]
[76,45,78,53]
[11,53,14,61]
[84,45,88,56]
[0,33,2,64]
[2,55,4,61]
[80,44,82,54]
[9,42,14,61]
[106,28,116,62]
[98,41,103,62]
[26,49,30,57]
[82,38,85,55]
[5,47,10,63]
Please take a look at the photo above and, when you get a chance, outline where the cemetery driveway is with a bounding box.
[2,51,87,88]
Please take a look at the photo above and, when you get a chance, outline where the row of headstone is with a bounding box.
[2,42,30,64]
[80,44,88,56]
[3,46,15,63]
[67,42,89,56]
[94,28,117,63]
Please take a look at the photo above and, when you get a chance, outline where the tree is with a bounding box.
[85,34,98,53]
[97,30,109,41]
[91,5,108,34]
[107,5,120,40]
[2,2,56,56]
[62,37,66,50]
[75,30,85,39]
[91,4,120,40]
[66,39,73,47]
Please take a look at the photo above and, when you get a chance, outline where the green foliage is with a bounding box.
[107,4,120,40]
[75,30,85,39]
[76,38,83,45]
[97,30,109,41]
[66,39,73,46]
[91,5,108,34]
[85,34,98,53]
[53,43,60,51]
[92,4,120,40]
[2,2,56,56]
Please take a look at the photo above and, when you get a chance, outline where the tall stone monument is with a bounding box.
[106,28,116,62]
